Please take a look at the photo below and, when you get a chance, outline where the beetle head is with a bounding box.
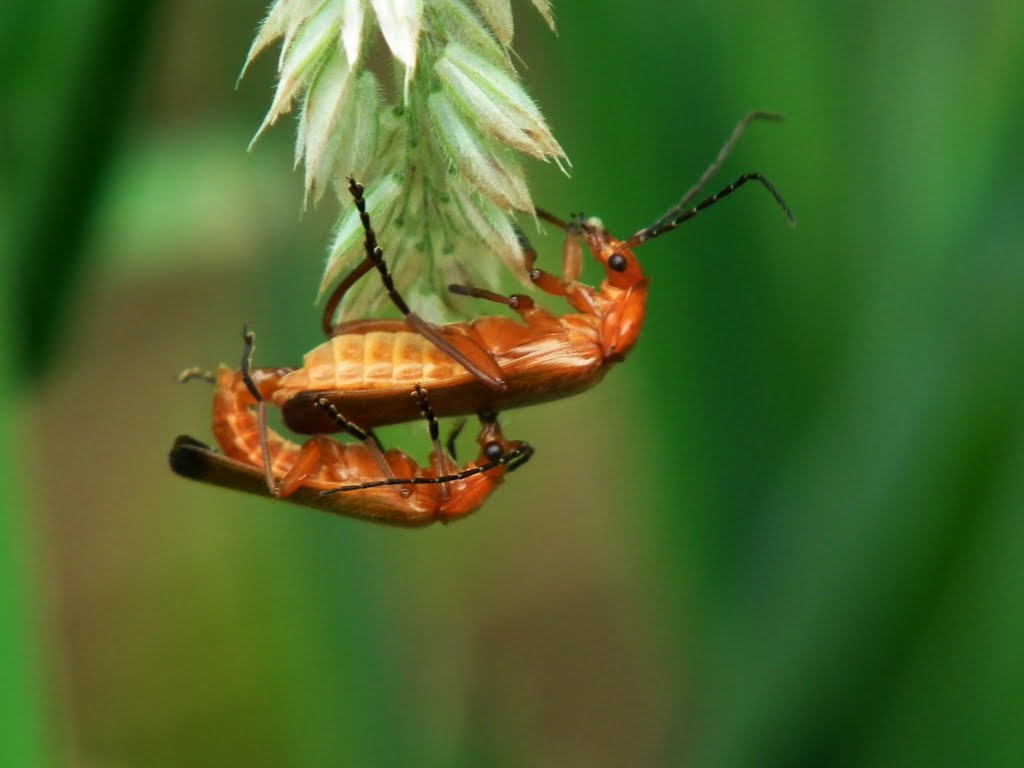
[577,216,646,290]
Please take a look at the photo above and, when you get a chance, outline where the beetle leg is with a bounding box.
[275,436,354,499]
[311,398,374,446]
[365,427,383,452]
[525,213,627,317]
[448,283,530,309]
[320,440,534,495]
[404,314,507,390]
[177,366,215,384]
[445,418,467,463]
[328,178,507,391]
[411,384,455,499]
[321,257,374,335]
[523,219,583,285]
[512,223,571,298]
[238,326,328,496]
[238,326,277,494]
[533,208,568,230]
[311,396,410,498]
[447,284,565,333]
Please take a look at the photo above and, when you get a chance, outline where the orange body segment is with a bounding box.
[173,115,791,524]
[186,366,529,527]
[272,283,618,433]
[267,111,795,436]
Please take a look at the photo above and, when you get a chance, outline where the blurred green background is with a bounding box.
[4,1,1024,765]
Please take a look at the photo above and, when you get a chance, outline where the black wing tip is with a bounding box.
[169,435,213,480]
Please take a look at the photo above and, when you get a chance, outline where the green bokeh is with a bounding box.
[5,1,1024,765]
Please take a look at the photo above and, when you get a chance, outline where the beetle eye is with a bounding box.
[484,441,504,461]
[608,253,628,272]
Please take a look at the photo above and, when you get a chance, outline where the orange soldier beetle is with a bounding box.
[171,333,533,526]
[239,112,795,435]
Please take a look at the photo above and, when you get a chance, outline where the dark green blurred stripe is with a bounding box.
[7,0,159,382]
[1,7,50,758]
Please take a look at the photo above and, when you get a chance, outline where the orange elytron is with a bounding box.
[252,112,794,435]
[172,346,532,526]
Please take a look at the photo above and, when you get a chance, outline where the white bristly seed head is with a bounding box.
[243,0,565,322]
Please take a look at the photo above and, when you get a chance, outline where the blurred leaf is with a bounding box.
[8,0,159,382]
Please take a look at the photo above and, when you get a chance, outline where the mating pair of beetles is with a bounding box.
[170,112,795,527]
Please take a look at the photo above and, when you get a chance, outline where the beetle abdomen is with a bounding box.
[278,332,466,394]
